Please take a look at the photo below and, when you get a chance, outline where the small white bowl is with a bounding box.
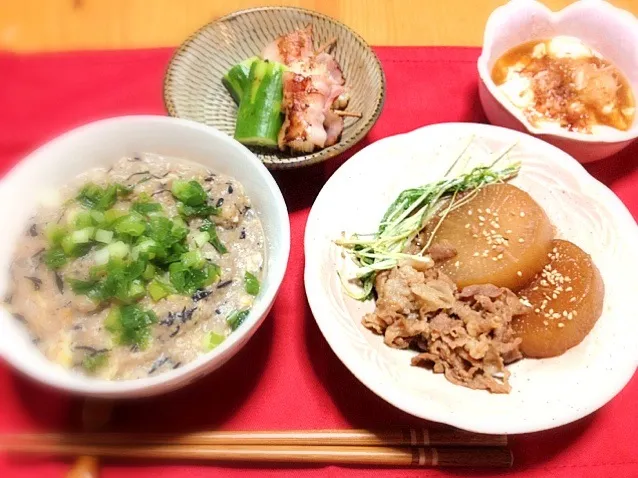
[477,0,638,163]
[0,116,290,398]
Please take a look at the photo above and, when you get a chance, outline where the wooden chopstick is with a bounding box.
[2,442,513,468]
[5,428,507,448]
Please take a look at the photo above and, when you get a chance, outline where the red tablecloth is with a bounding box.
[0,47,636,478]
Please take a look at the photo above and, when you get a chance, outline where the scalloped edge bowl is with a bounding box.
[477,0,638,163]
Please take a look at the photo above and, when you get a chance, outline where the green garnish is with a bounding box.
[105,304,157,349]
[44,248,67,269]
[335,145,521,300]
[169,261,220,295]
[132,195,163,215]
[45,224,66,245]
[203,331,226,351]
[73,211,94,229]
[82,351,108,372]
[40,175,249,354]
[199,219,228,254]
[114,213,146,237]
[76,183,131,211]
[147,278,173,301]
[244,271,260,296]
[61,235,91,257]
[69,258,146,304]
[177,202,218,218]
[171,180,207,206]
[227,309,250,331]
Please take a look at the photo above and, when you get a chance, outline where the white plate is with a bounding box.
[304,122,638,434]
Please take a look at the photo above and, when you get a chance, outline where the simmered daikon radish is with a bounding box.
[513,239,604,358]
[427,183,554,290]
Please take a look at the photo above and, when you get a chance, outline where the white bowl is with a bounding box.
[477,0,638,163]
[305,122,638,434]
[0,116,290,398]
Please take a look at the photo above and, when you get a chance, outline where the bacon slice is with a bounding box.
[324,110,344,147]
[263,25,348,152]
[262,25,314,65]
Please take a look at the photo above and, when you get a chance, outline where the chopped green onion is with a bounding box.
[171,217,189,240]
[94,247,110,266]
[44,248,67,269]
[61,235,91,257]
[95,229,114,244]
[244,271,260,296]
[147,278,171,301]
[203,331,225,351]
[74,211,94,229]
[82,351,108,372]
[142,263,156,281]
[171,180,208,206]
[107,241,129,259]
[77,183,130,211]
[132,197,163,215]
[105,304,157,349]
[128,280,146,300]
[71,227,95,244]
[104,208,127,225]
[133,239,158,260]
[227,309,250,331]
[45,224,66,246]
[114,213,146,237]
[177,202,218,218]
[181,250,205,269]
[199,219,227,253]
[90,210,105,224]
[194,231,210,247]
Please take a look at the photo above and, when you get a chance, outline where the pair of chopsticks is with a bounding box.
[0,429,512,468]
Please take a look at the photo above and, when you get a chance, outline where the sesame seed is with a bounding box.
[569,297,576,303]
[517,271,523,277]
[518,238,525,243]
[558,322,565,328]
[565,286,573,292]
[497,253,504,259]
[467,210,473,215]
[473,252,479,257]
[472,234,478,238]
[464,223,470,229]
[486,208,491,214]
[454,261,460,268]
[477,209,483,213]
[552,313,561,319]
[492,257,498,261]
[520,211,526,217]
[506,229,513,234]
[535,308,540,313]
[543,320,549,326]
[552,294,557,299]
[479,222,484,227]
[478,215,486,222]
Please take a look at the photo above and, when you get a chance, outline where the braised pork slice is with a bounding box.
[362,265,525,393]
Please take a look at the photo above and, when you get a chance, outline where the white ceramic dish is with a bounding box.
[477,0,638,164]
[305,122,638,434]
[0,116,290,398]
